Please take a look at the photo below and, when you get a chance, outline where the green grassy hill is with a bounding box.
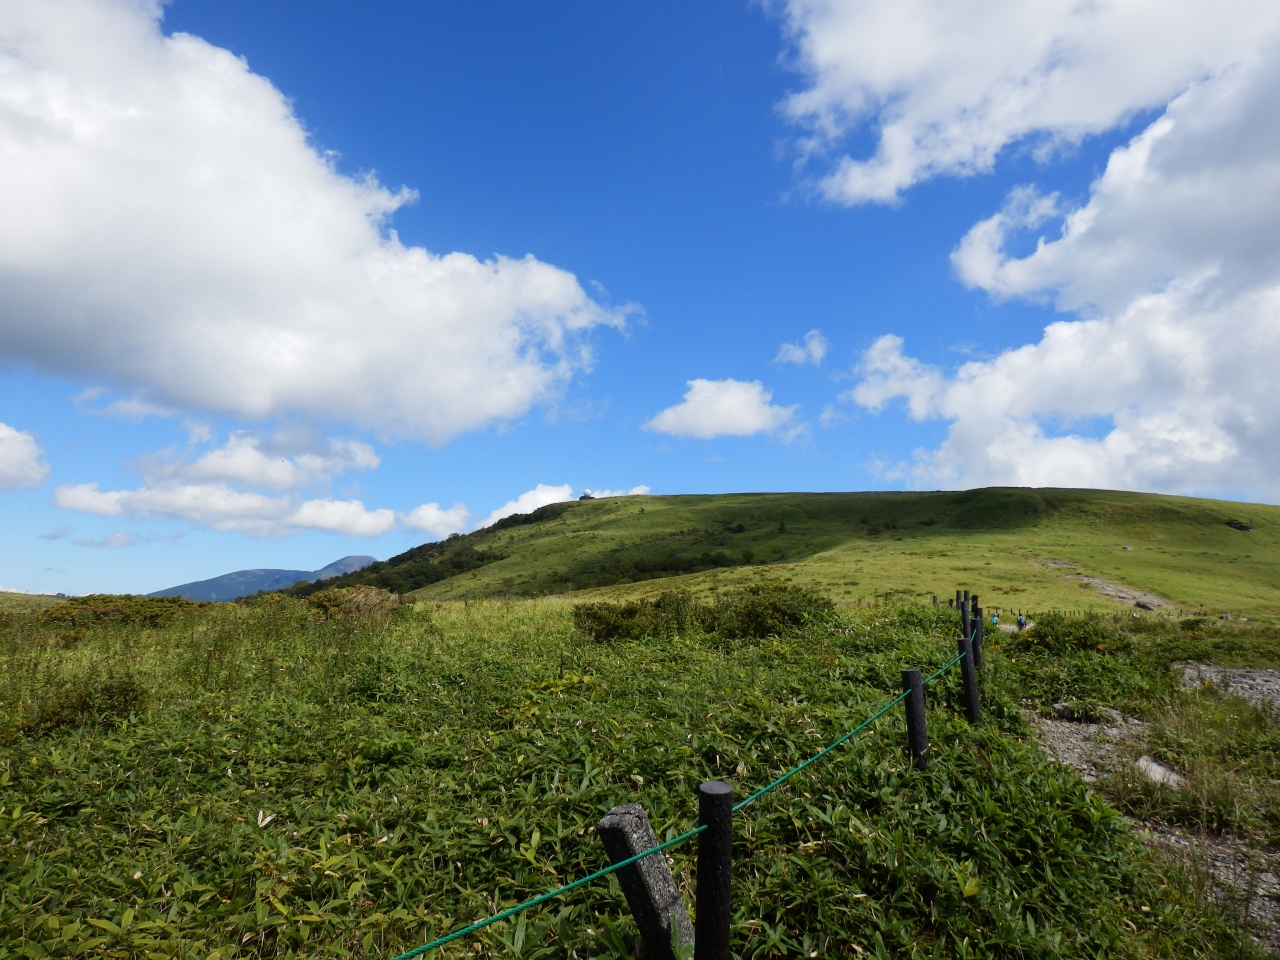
[0,591,65,614]
[301,488,1279,616]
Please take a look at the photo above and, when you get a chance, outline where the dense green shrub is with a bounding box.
[38,594,206,628]
[1008,611,1130,654]
[571,590,712,641]
[573,582,835,642]
[304,585,402,621]
[710,582,835,639]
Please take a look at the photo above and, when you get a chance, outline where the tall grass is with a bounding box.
[0,595,1266,959]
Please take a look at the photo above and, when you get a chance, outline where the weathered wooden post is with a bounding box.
[960,590,970,641]
[973,606,985,671]
[957,633,981,723]
[901,668,928,770]
[696,781,732,960]
[597,805,694,960]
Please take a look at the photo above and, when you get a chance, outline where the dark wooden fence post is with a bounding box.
[696,781,732,960]
[901,668,928,770]
[957,633,981,723]
[972,606,984,671]
[598,804,694,960]
[960,590,970,641]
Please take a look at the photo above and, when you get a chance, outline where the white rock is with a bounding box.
[1136,755,1184,788]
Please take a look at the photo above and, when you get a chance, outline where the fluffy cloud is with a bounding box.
[951,67,1280,314]
[645,380,798,439]
[402,502,472,539]
[0,422,49,489]
[851,58,1280,495]
[0,0,626,443]
[480,484,576,528]
[55,479,397,537]
[171,434,379,491]
[775,330,828,365]
[584,485,651,498]
[288,498,396,537]
[778,0,1280,204]
[52,429,398,536]
[54,423,604,539]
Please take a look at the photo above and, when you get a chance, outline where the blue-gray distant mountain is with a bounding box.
[147,555,378,602]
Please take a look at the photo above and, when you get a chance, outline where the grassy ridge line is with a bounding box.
[0,593,1264,958]
[0,591,65,614]
[403,488,1280,616]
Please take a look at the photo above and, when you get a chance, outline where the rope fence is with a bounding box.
[389,590,987,960]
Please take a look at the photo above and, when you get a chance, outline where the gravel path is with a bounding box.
[1074,575,1171,609]
[1027,712,1142,783]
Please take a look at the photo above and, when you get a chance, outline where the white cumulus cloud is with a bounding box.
[287,498,396,537]
[775,330,828,365]
[0,0,627,443]
[54,479,396,537]
[645,380,798,439]
[402,502,472,539]
[480,484,575,528]
[821,7,1280,500]
[778,0,1280,204]
[0,422,49,489]
[583,485,651,498]
[174,434,379,491]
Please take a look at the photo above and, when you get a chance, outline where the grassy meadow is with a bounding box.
[294,488,1280,618]
[0,592,67,615]
[1,589,1274,959]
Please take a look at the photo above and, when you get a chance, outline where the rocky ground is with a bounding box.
[1028,667,1280,954]
[1180,665,1280,714]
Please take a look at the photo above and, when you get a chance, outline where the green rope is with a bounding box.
[388,649,971,958]
[732,689,909,813]
[388,824,704,960]
[921,649,966,687]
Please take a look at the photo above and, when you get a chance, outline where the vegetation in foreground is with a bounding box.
[0,588,1271,959]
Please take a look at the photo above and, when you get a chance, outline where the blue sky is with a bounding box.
[3,0,1279,595]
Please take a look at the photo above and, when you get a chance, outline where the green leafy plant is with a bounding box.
[0,595,1266,959]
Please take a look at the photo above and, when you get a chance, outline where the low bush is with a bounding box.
[571,590,712,642]
[37,594,206,628]
[572,583,834,643]
[305,585,402,621]
[1008,610,1130,654]
[710,582,835,639]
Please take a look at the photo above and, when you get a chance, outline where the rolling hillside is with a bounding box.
[293,487,1280,617]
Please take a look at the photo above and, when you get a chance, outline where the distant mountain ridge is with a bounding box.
[147,555,378,602]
